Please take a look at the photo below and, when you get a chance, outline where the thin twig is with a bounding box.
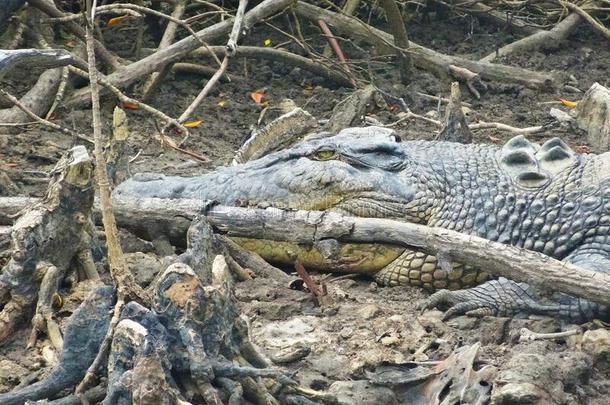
[519,327,581,342]
[68,66,189,135]
[0,89,93,144]
[556,0,610,40]
[176,0,249,125]
[317,19,357,86]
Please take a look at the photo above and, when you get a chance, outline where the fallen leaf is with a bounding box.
[107,15,130,27]
[122,102,139,110]
[250,91,265,104]
[217,100,226,107]
[264,38,272,46]
[559,98,578,108]
[184,120,203,128]
[575,144,591,154]
[302,84,314,91]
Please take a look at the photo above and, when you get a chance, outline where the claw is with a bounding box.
[419,289,455,313]
[442,302,483,320]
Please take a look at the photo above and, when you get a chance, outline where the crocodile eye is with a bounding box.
[312,150,336,160]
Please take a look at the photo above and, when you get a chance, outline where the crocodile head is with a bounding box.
[115,127,438,224]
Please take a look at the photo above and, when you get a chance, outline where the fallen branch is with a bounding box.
[3,197,610,306]
[480,13,582,63]
[191,45,354,87]
[296,1,559,89]
[0,88,94,143]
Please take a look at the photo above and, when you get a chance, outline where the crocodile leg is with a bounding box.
[420,248,610,322]
[374,249,488,290]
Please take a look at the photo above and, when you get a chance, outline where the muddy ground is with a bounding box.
[1,8,610,405]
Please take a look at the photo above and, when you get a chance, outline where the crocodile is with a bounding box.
[114,127,610,321]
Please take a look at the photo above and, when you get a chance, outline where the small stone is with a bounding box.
[357,303,382,320]
[582,329,610,361]
[339,327,354,339]
[380,335,400,346]
[447,316,479,330]
[368,282,378,291]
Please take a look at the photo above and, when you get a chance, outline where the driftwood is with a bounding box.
[2,197,610,307]
[295,1,559,90]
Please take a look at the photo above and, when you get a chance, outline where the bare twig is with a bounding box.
[190,45,353,87]
[0,89,93,144]
[176,0,248,125]
[317,19,357,86]
[556,0,610,40]
[68,66,189,135]
[519,327,581,342]
[469,121,545,134]
[480,13,582,63]
[142,0,188,102]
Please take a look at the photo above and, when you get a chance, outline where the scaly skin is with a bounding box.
[114,127,610,320]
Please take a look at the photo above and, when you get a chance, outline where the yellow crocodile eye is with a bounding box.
[313,150,336,160]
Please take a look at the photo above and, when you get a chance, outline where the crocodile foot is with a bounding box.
[420,278,555,321]
[421,278,610,323]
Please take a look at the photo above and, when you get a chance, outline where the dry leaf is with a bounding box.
[217,100,226,107]
[184,120,203,128]
[107,15,130,27]
[559,98,578,108]
[302,84,314,91]
[250,91,265,104]
[122,102,139,110]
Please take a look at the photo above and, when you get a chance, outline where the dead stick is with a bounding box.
[378,0,412,83]
[0,89,94,144]
[190,45,353,87]
[317,19,357,87]
[76,1,147,395]
[556,0,610,40]
[142,0,188,102]
[176,0,248,125]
